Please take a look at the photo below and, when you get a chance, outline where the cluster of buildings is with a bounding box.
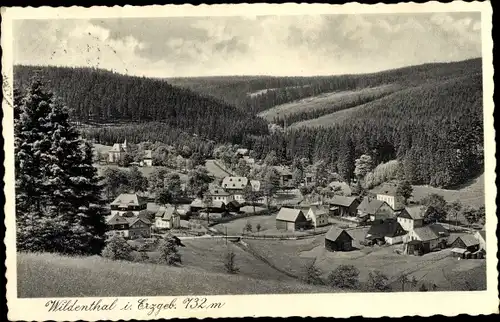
[105,193,184,239]
[275,184,487,258]
[106,139,153,167]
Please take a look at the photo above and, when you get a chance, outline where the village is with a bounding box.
[100,138,487,288]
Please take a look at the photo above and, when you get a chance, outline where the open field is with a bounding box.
[259,84,398,122]
[17,252,333,298]
[410,173,485,209]
[205,160,234,178]
[245,231,486,291]
[94,164,188,182]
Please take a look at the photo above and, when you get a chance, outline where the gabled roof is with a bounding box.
[367,219,406,238]
[452,234,479,247]
[222,176,249,190]
[190,198,225,209]
[476,230,486,241]
[325,226,353,242]
[276,207,304,222]
[325,195,358,208]
[110,193,148,207]
[155,206,180,220]
[413,224,448,242]
[273,166,293,176]
[144,150,152,159]
[106,213,129,225]
[357,198,389,215]
[250,180,261,192]
[308,205,329,216]
[126,216,152,227]
[110,143,125,153]
[209,188,231,197]
[399,205,427,220]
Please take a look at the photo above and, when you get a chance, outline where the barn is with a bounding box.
[325,196,360,217]
[449,234,480,253]
[325,226,354,252]
[275,207,309,231]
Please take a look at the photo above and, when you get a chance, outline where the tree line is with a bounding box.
[168,58,481,114]
[14,65,269,145]
[247,74,484,188]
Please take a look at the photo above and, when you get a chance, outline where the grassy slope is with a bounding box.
[258,84,399,122]
[17,252,333,298]
[411,173,485,209]
[290,73,481,129]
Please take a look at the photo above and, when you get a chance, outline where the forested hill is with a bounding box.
[13,65,269,144]
[246,73,484,188]
[166,58,482,114]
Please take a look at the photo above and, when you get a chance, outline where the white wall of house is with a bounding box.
[377,194,395,210]
[212,195,234,204]
[398,217,415,231]
[233,194,245,202]
[385,235,405,245]
[306,209,328,227]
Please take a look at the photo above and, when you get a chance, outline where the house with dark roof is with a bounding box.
[357,197,394,222]
[372,182,405,211]
[154,206,181,230]
[110,193,148,216]
[276,207,309,231]
[189,198,226,213]
[449,234,480,253]
[474,230,486,251]
[404,223,449,254]
[325,227,354,251]
[325,196,360,217]
[397,205,427,231]
[105,212,152,239]
[365,219,407,245]
[305,205,329,228]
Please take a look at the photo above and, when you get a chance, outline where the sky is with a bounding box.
[13,12,482,77]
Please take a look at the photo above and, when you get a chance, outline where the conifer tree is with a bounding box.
[15,79,106,255]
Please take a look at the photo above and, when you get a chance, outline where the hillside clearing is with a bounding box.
[410,173,485,209]
[17,252,332,298]
[259,84,398,122]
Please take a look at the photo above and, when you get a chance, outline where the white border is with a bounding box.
[2,2,497,320]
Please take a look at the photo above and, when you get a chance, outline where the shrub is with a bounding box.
[327,265,360,290]
[223,247,239,274]
[131,251,149,262]
[302,261,324,285]
[367,270,391,291]
[101,235,133,261]
[157,236,182,265]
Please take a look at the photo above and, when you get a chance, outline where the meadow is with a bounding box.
[259,84,399,123]
[17,252,332,298]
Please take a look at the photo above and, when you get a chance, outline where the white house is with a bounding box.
[474,230,486,251]
[397,205,426,231]
[403,223,449,253]
[110,193,148,216]
[222,176,250,202]
[209,188,235,205]
[155,206,181,230]
[108,139,128,164]
[373,183,405,212]
[305,205,329,228]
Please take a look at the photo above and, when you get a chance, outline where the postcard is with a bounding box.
[2,2,497,321]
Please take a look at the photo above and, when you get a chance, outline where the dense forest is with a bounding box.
[15,59,484,188]
[13,65,268,145]
[245,74,484,188]
[168,58,482,114]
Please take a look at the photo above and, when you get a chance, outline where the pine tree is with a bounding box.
[15,79,106,255]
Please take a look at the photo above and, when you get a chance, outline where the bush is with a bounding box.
[131,251,149,262]
[302,261,324,285]
[223,247,239,274]
[367,270,391,291]
[157,236,182,265]
[101,235,133,261]
[327,265,360,289]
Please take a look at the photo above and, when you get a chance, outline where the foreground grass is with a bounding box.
[17,252,333,298]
